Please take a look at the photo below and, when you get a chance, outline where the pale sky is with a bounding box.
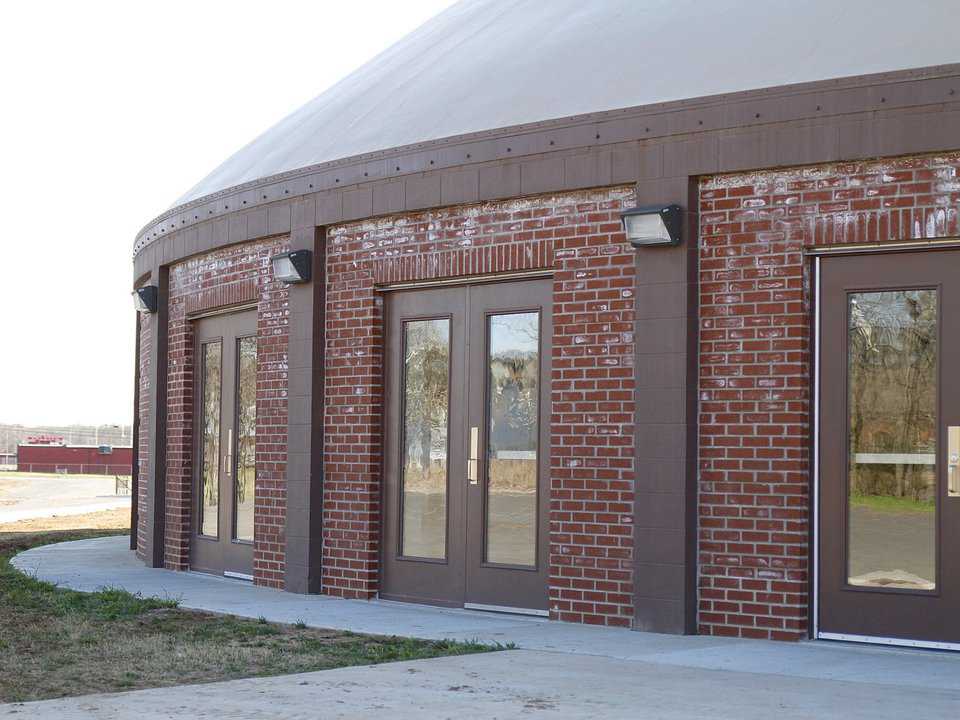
[0,0,455,426]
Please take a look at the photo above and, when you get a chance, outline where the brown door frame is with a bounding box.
[812,244,960,650]
[379,273,551,613]
[190,309,257,578]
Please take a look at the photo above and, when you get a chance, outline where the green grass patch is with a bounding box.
[850,493,935,513]
[0,530,497,703]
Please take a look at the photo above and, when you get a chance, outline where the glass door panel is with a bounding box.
[233,336,257,543]
[846,290,937,591]
[400,318,451,560]
[199,341,222,538]
[485,311,540,566]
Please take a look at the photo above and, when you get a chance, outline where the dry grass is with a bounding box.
[0,525,496,703]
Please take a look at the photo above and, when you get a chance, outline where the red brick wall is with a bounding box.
[162,236,290,587]
[324,186,637,626]
[698,151,960,639]
[16,444,132,474]
[135,314,151,562]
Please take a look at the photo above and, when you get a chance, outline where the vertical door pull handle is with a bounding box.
[467,426,479,485]
[225,429,233,478]
[949,426,960,497]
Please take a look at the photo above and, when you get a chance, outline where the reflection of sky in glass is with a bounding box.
[489,312,538,356]
[849,291,936,354]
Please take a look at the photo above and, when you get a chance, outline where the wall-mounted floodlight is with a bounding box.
[132,285,159,313]
[620,204,683,247]
[271,249,312,283]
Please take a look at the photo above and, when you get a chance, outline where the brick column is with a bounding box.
[321,226,382,598]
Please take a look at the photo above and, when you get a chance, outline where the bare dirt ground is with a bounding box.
[0,507,129,533]
[0,473,130,523]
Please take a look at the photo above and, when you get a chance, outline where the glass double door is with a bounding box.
[381,279,550,613]
[190,310,257,577]
[819,250,960,646]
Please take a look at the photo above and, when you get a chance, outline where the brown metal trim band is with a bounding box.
[185,301,259,320]
[805,237,960,257]
[374,269,554,292]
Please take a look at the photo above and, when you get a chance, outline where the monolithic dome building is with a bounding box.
[130,0,960,648]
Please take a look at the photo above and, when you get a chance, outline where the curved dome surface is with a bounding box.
[177,0,959,206]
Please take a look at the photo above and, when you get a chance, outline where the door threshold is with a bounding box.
[223,571,254,582]
[818,631,960,652]
[463,602,549,618]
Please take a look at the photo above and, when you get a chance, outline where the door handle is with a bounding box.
[949,426,960,497]
[467,426,479,485]
[224,428,233,478]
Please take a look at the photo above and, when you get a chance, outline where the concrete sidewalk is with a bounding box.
[7,536,960,718]
[6,649,959,720]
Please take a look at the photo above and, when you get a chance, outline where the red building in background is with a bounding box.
[17,437,132,475]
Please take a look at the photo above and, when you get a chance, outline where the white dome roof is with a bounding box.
[177,0,959,205]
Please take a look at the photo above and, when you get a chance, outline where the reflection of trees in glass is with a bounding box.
[401,319,448,559]
[848,291,937,503]
[488,312,539,498]
[234,338,256,542]
[403,320,449,490]
[489,353,538,451]
[200,343,221,535]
